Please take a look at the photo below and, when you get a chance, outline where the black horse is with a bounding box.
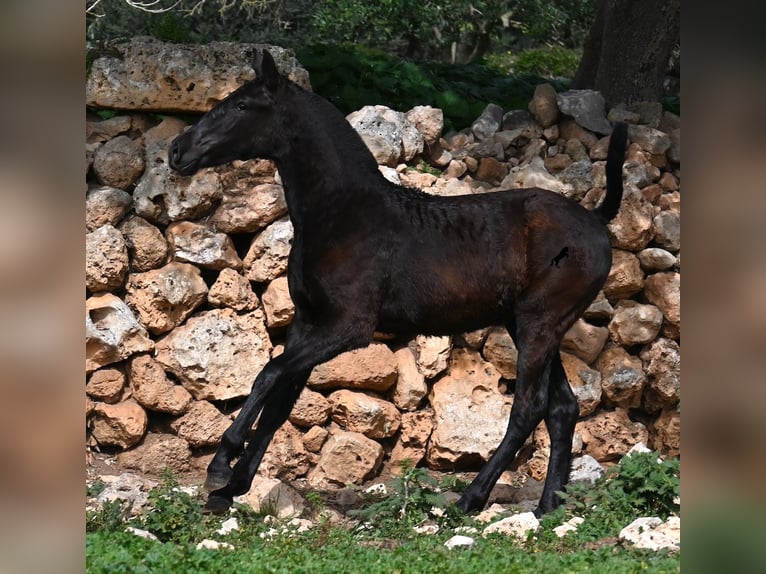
[169,50,628,516]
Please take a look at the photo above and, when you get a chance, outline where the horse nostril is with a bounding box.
[169,141,180,164]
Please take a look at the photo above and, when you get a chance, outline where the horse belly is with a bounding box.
[378,265,508,335]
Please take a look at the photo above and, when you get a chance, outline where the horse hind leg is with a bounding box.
[535,352,579,516]
[456,325,558,513]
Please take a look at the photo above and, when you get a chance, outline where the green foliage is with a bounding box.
[350,460,468,533]
[483,46,581,78]
[151,12,191,43]
[85,457,680,573]
[562,450,680,539]
[296,44,569,132]
[133,471,209,543]
[510,0,596,47]
[86,478,107,498]
[86,498,133,533]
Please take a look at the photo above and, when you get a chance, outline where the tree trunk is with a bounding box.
[572,0,680,105]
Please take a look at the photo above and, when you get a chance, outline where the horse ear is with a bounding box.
[252,49,279,91]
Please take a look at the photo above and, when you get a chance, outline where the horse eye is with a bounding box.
[236,102,247,111]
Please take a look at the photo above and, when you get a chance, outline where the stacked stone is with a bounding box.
[86,40,680,489]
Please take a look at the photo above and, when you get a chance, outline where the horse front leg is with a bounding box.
[204,367,310,514]
[203,319,375,514]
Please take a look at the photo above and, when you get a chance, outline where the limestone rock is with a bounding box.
[86,225,129,292]
[93,135,145,190]
[558,118,600,149]
[208,268,260,312]
[117,433,192,474]
[86,38,310,112]
[346,105,424,166]
[134,118,220,223]
[502,157,572,197]
[561,352,602,417]
[170,400,230,448]
[406,105,444,145]
[557,159,593,200]
[392,347,427,411]
[651,408,681,457]
[209,183,287,234]
[426,349,512,468]
[606,189,656,251]
[471,103,504,141]
[653,211,681,252]
[644,272,680,327]
[569,454,604,483]
[604,250,644,301]
[86,115,133,144]
[561,319,609,365]
[243,218,293,282]
[411,335,451,379]
[86,293,153,373]
[86,186,133,231]
[328,389,401,439]
[637,248,677,272]
[307,431,384,490]
[481,327,518,379]
[261,275,295,328]
[260,421,311,480]
[308,342,397,392]
[619,516,680,552]
[128,354,192,415]
[125,262,208,335]
[91,399,148,449]
[640,338,680,412]
[596,347,646,409]
[482,512,540,540]
[166,221,242,270]
[583,291,614,323]
[155,308,272,401]
[389,410,434,471]
[627,125,672,156]
[556,90,611,135]
[236,475,305,518]
[86,368,125,404]
[577,409,649,462]
[288,388,331,428]
[302,426,329,453]
[118,216,169,272]
[528,83,559,127]
[609,301,663,346]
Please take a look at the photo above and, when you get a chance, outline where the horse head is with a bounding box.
[169,50,285,176]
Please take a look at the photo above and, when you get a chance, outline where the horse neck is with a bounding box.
[274,87,381,231]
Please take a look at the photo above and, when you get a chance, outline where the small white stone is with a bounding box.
[444,535,475,549]
[125,526,159,541]
[365,483,388,496]
[196,539,233,550]
[413,523,440,535]
[216,517,239,535]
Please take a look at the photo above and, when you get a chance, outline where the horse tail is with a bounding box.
[593,121,628,224]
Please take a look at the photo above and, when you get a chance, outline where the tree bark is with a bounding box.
[572,0,680,106]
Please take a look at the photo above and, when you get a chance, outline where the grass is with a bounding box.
[86,454,680,573]
[87,527,679,574]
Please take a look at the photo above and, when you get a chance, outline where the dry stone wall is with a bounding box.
[86,40,680,490]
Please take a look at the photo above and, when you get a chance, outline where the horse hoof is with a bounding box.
[204,469,233,492]
[203,494,233,515]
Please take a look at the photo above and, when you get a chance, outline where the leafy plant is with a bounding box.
[350,460,467,533]
[484,46,581,79]
[561,450,680,539]
[86,498,132,533]
[132,470,213,544]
